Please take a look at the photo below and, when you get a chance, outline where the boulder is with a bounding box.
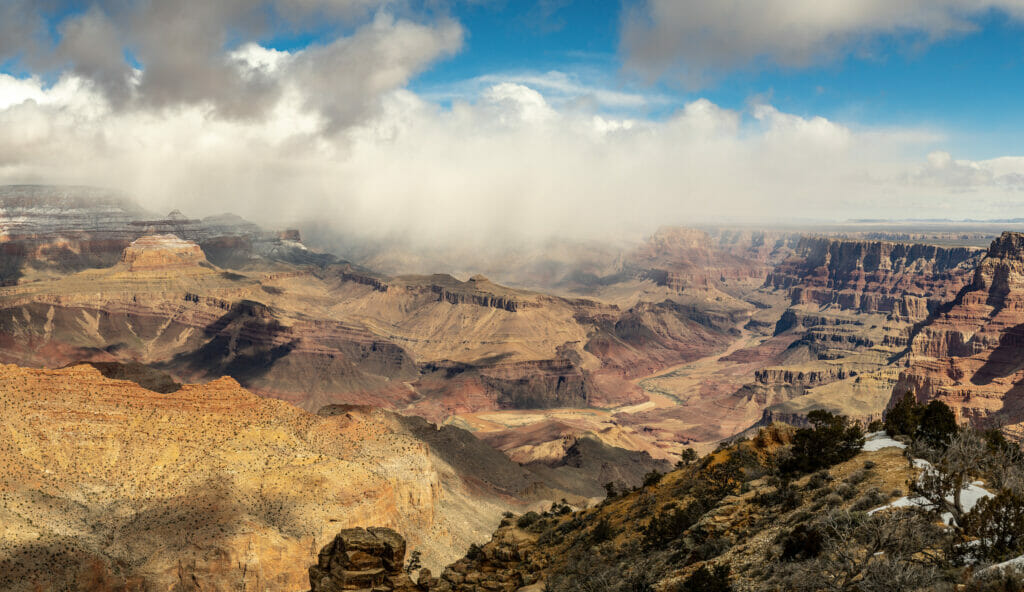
[309,527,418,592]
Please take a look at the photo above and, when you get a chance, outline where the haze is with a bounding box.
[2,0,1024,246]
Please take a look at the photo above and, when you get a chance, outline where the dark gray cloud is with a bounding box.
[5,0,461,128]
[622,0,1024,86]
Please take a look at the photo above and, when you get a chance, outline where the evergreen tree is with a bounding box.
[917,400,958,450]
[884,391,924,437]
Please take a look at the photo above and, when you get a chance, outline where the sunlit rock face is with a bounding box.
[895,232,1024,436]
[0,363,533,591]
[120,234,208,271]
[766,236,982,321]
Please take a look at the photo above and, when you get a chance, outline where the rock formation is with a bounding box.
[894,232,1024,434]
[120,234,208,271]
[308,528,421,592]
[0,364,575,591]
[766,236,982,320]
[0,185,322,284]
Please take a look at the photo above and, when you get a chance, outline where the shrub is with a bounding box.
[643,502,705,548]
[807,470,832,490]
[517,511,541,529]
[778,523,824,561]
[753,482,802,511]
[836,483,857,500]
[682,564,732,592]
[850,488,889,512]
[405,550,422,574]
[591,516,616,543]
[643,470,663,487]
[782,411,864,475]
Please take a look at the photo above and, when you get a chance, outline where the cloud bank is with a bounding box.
[0,1,1023,247]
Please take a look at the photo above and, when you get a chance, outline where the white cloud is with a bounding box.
[907,151,1024,191]
[421,70,677,113]
[623,0,1024,84]
[1,1,462,129]
[3,67,1022,244]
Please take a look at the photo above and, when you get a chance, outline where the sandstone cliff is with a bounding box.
[766,236,981,321]
[894,231,1024,434]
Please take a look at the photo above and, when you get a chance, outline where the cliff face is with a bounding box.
[766,237,982,320]
[120,234,208,270]
[0,364,542,592]
[894,232,1024,432]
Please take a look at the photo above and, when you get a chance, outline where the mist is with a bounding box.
[2,0,1024,253]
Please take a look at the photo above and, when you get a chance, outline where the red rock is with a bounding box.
[895,232,1024,433]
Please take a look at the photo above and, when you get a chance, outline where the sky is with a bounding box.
[2,0,1024,244]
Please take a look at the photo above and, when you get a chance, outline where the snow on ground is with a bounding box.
[982,553,1024,575]
[868,455,994,524]
[862,431,907,451]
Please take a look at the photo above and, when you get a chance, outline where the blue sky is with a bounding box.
[400,1,1024,160]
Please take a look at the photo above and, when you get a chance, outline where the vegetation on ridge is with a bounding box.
[433,404,1024,592]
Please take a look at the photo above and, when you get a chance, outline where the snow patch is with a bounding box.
[862,431,907,452]
[868,457,993,525]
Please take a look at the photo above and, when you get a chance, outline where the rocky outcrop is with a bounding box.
[766,237,982,320]
[754,366,850,387]
[0,185,325,283]
[895,232,1024,432]
[339,266,390,292]
[120,234,208,271]
[309,528,422,592]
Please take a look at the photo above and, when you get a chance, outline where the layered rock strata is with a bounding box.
[766,237,982,320]
[0,364,571,591]
[894,232,1024,433]
[309,528,421,592]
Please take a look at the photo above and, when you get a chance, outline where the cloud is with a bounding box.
[622,0,1024,85]
[422,70,677,112]
[907,151,1024,191]
[5,67,1022,245]
[2,1,462,128]
[1,2,1023,247]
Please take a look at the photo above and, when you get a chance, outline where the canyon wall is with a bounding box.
[894,232,1024,434]
[766,237,982,320]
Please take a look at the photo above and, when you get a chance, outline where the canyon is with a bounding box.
[9,186,1024,589]
[0,188,1008,459]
